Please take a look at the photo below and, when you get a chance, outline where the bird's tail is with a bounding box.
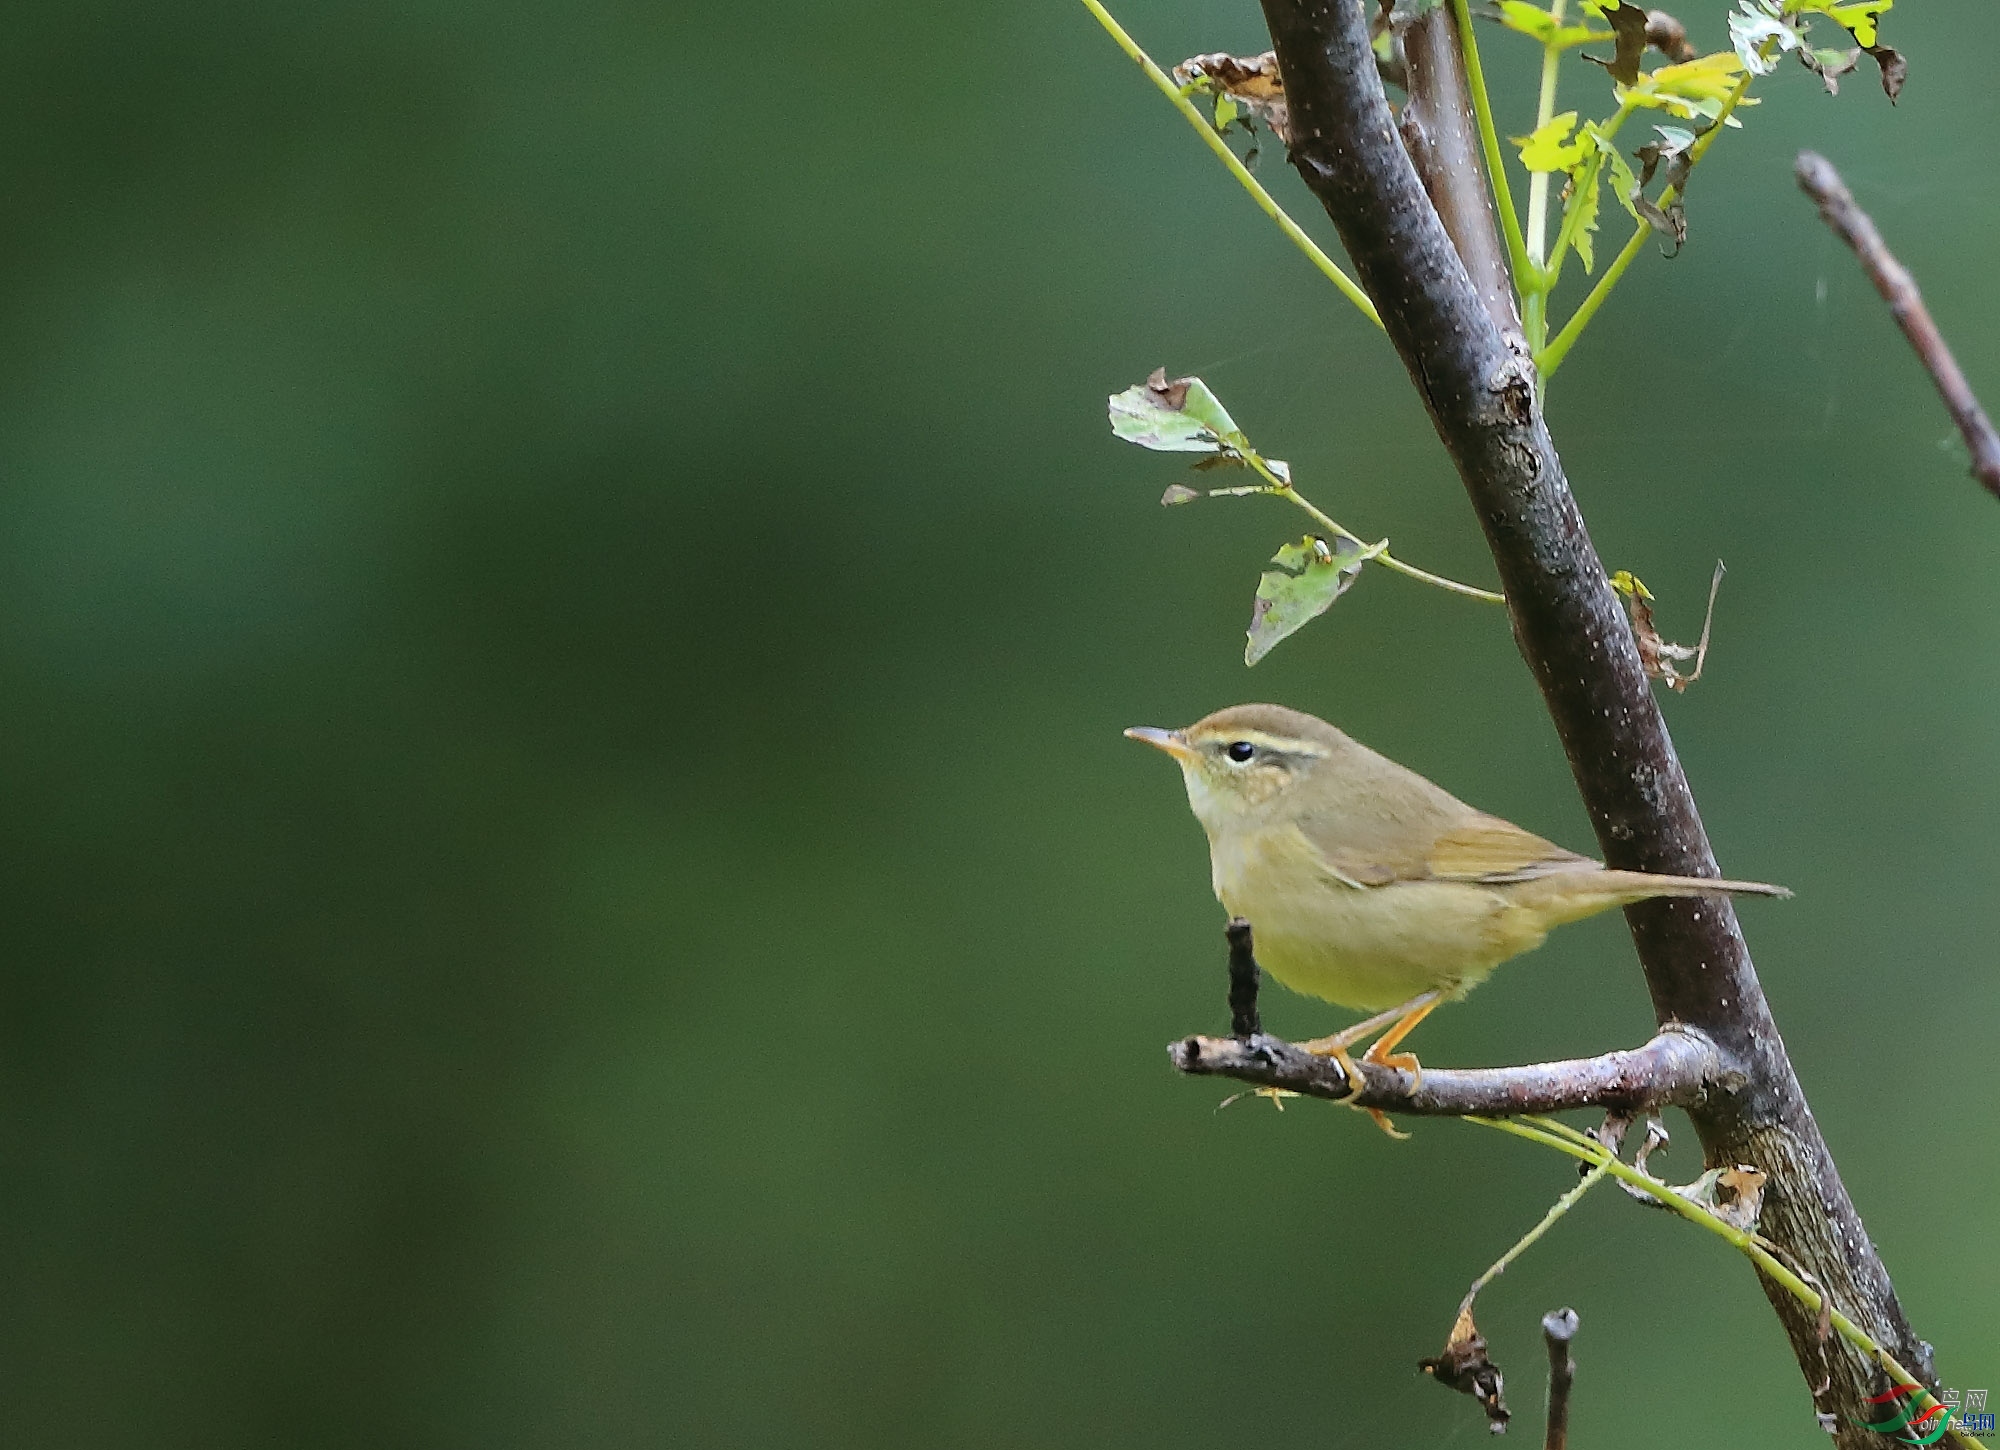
[1515,868,1791,929]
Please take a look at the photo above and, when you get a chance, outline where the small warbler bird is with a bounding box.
[1127,703,1787,1112]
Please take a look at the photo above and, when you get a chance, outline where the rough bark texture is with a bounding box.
[1252,0,1932,1439]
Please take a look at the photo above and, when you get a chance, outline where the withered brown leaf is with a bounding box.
[1420,1304,1510,1435]
[1172,51,1291,143]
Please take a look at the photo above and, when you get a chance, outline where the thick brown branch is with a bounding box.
[1797,150,2000,500]
[1170,1026,1724,1116]
[1251,0,1934,1438]
[1398,6,1520,339]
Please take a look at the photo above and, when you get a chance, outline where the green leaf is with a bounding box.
[1511,111,1584,174]
[1211,93,1240,132]
[1783,0,1891,48]
[1494,1,1607,47]
[1244,535,1381,666]
[1108,370,1248,455]
[1561,146,1604,273]
[1617,51,1755,126]
[1596,126,1642,221]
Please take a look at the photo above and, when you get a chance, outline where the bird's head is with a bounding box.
[1125,703,1347,835]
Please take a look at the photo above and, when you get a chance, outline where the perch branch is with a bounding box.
[1796,150,2000,501]
[1171,1027,1724,1116]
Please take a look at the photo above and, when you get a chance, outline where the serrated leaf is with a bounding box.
[1784,0,1892,48]
[1597,127,1642,221]
[1618,51,1754,126]
[1108,370,1248,454]
[1728,0,1798,74]
[1560,142,1607,273]
[1511,111,1585,173]
[1494,1,1606,48]
[1244,535,1379,665]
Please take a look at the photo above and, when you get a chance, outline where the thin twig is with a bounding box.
[1796,150,2000,501]
[1462,1168,1606,1315]
[1076,0,1383,328]
[1542,1308,1578,1450]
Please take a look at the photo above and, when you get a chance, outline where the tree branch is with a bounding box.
[1398,5,1521,340]
[1248,0,1935,1438]
[1171,1025,1725,1116]
[1796,150,2000,501]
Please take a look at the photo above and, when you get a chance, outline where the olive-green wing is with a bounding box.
[1300,811,1596,888]
[1425,813,1597,883]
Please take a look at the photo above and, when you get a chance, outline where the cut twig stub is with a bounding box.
[1421,1304,1510,1435]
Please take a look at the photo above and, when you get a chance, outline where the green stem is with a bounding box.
[1449,0,1533,302]
[1467,1115,1988,1450]
[1523,0,1567,271]
[1462,1159,1608,1310]
[1241,454,1506,603]
[1077,0,1382,329]
[1538,66,1760,378]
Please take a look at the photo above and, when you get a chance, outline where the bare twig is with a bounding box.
[1542,1308,1578,1450]
[1171,1026,1724,1117]
[1797,150,2000,500]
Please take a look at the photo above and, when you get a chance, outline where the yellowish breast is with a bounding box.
[1207,824,1550,1011]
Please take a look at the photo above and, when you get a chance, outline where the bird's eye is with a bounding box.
[1225,741,1256,763]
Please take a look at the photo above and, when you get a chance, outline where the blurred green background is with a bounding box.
[1,2,1993,1445]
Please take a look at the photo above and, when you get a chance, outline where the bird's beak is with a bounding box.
[1124,726,1197,764]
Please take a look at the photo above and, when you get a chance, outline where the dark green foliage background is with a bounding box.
[0,2,1992,1445]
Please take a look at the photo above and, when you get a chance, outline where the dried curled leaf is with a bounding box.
[1420,1304,1510,1435]
[1866,42,1905,101]
[1581,0,1652,84]
[1798,43,1862,93]
[1672,1164,1768,1231]
[1245,534,1379,666]
[1645,7,1698,62]
[1609,563,1723,691]
[1172,51,1291,143]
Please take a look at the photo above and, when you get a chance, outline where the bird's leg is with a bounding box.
[1362,993,1443,1088]
[1300,991,1443,1138]
[1298,1000,1418,1095]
